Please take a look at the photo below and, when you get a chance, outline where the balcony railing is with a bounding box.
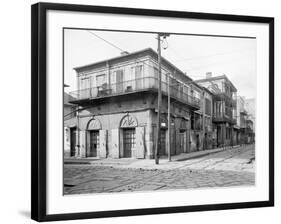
[240,109,248,115]
[68,77,200,108]
[214,92,237,107]
[213,113,236,124]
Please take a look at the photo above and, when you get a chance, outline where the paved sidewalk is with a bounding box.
[64,145,242,170]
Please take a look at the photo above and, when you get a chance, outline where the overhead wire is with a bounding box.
[87,31,126,52]
[85,30,250,86]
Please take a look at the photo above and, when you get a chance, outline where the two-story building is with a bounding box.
[65,48,202,159]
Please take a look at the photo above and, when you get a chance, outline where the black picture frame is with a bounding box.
[31,2,274,222]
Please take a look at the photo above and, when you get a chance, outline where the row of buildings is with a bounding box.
[64,48,255,159]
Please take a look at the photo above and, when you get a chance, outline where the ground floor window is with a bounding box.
[123,128,136,158]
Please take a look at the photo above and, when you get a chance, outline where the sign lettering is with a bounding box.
[120,115,138,128]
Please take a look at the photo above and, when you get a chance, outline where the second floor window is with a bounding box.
[205,98,211,115]
[132,65,143,89]
[134,65,143,79]
[153,67,158,78]
[96,74,106,87]
[80,77,91,90]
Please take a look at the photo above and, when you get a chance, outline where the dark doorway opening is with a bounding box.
[87,130,99,157]
[123,128,136,158]
[70,127,77,157]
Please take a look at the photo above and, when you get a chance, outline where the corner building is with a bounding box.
[66,48,202,159]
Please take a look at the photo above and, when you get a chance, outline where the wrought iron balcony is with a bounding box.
[213,92,237,108]
[240,109,248,115]
[213,113,236,124]
[68,77,200,109]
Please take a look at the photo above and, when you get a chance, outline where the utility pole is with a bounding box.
[155,34,162,164]
[155,33,170,165]
[167,72,172,162]
[202,91,206,150]
[76,106,80,157]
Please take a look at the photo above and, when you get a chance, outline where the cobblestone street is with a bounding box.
[64,145,255,195]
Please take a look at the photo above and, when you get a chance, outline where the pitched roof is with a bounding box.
[64,92,76,105]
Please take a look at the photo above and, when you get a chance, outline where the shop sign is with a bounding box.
[87,118,102,130]
[120,115,138,128]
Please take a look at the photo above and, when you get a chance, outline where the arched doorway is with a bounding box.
[120,114,138,158]
[86,118,101,157]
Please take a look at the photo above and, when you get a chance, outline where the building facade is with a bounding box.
[245,119,255,144]
[245,98,256,131]
[64,49,255,159]
[64,92,77,157]
[65,48,203,159]
[195,74,237,147]
[235,96,248,144]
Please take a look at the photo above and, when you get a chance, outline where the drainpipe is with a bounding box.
[202,91,206,150]
[76,107,80,157]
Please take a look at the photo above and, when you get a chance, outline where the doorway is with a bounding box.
[123,128,136,158]
[70,127,77,157]
[87,130,99,157]
[196,134,200,151]
[159,129,166,155]
[179,130,186,153]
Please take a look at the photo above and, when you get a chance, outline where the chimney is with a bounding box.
[121,51,129,56]
[206,72,212,78]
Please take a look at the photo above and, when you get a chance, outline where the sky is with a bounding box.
[64,29,256,99]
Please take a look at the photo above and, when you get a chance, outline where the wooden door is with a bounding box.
[87,130,99,157]
[196,134,200,151]
[70,128,77,157]
[159,129,166,155]
[123,128,136,158]
[179,131,186,153]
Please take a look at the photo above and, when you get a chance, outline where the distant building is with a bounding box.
[245,119,255,143]
[64,92,77,157]
[245,98,256,131]
[236,96,248,144]
[195,73,237,147]
[196,87,214,150]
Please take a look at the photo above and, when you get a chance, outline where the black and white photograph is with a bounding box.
[0,0,278,223]
[63,28,257,195]
[30,2,274,222]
